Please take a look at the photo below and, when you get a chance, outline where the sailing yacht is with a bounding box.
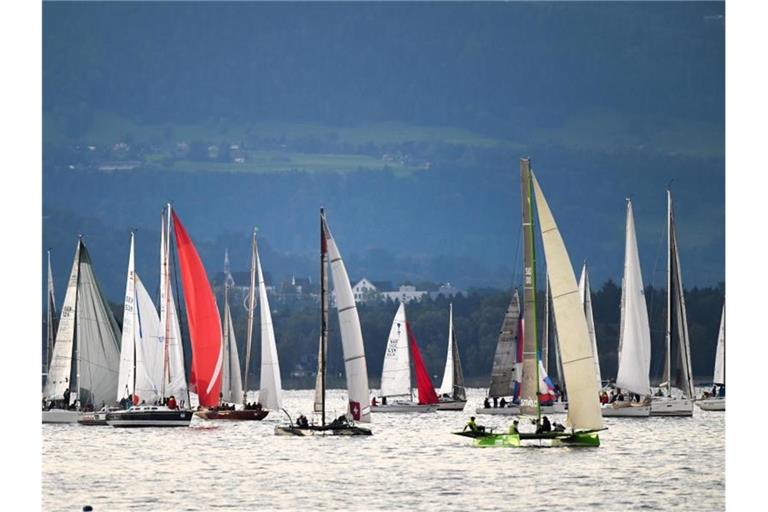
[275,209,371,436]
[602,200,652,417]
[650,190,695,417]
[458,158,604,447]
[43,250,57,385]
[372,302,439,413]
[698,303,725,411]
[436,303,467,411]
[42,238,121,423]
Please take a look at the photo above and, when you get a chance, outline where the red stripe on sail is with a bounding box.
[406,322,439,405]
[172,211,222,407]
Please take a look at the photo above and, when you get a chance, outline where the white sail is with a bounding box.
[713,304,725,385]
[531,171,603,431]
[438,303,455,396]
[324,219,372,423]
[488,290,521,398]
[117,233,138,400]
[75,242,121,407]
[243,230,258,403]
[46,250,57,373]
[220,298,232,403]
[159,207,188,400]
[134,274,163,402]
[579,263,602,386]
[256,239,282,411]
[313,334,325,414]
[43,241,81,401]
[615,200,652,395]
[381,302,411,398]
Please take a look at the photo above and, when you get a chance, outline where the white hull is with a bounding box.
[437,400,467,411]
[371,403,437,413]
[601,404,651,417]
[475,406,521,416]
[650,397,694,416]
[42,409,80,424]
[697,398,725,411]
[543,402,567,414]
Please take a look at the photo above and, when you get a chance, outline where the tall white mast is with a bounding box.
[243,228,258,404]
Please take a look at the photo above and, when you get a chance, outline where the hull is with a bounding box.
[458,431,601,448]
[274,424,372,436]
[77,410,111,426]
[196,409,269,421]
[106,407,193,427]
[601,404,651,417]
[372,403,437,413]
[42,409,79,424]
[650,397,694,417]
[697,398,725,411]
[475,406,521,416]
[437,399,467,411]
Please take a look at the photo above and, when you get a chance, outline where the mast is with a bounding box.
[161,204,173,399]
[131,232,137,396]
[542,275,549,373]
[74,236,82,404]
[320,208,328,426]
[222,250,231,403]
[243,229,257,404]
[520,157,540,418]
[665,190,672,397]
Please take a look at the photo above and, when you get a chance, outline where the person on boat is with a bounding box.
[539,393,554,406]
[493,397,498,408]
[371,396,377,407]
[329,414,349,428]
[63,387,71,408]
[382,396,388,406]
[718,385,725,398]
[167,395,177,410]
[296,414,309,428]
[534,418,542,434]
[655,388,664,397]
[541,416,552,433]
[499,397,507,408]
[464,416,485,433]
[553,421,566,432]
[617,391,625,402]
[609,390,617,403]
[483,397,490,409]
[509,420,519,435]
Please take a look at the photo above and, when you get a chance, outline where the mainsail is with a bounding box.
[488,290,521,398]
[438,303,466,400]
[407,322,439,405]
[172,210,223,408]
[530,166,603,431]
[615,200,652,395]
[323,213,371,423]
[380,302,411,399]
[713,304,725,386]
[256,234,282,411]
[220,289,243,404]
[46,250,58,373]
[579,263,602,386]
[519,160,540,416]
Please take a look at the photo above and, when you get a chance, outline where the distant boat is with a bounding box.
[602,199,652,417]
[698,303,725,411]
[275,209,372,435]
[372,302,439,413]
[42,238,121,424]
[436,303,467,411]
[459,158,604,447]
[650,190,695,417]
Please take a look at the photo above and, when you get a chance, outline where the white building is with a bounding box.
[381,284,428,304]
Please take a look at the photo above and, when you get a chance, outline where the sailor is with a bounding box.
[382,396,387,406]
[493,397,498,408]
[499,397,507,408]
[718,385,725,398]
[553,421,566,432]
[371,396,377,407]
[541,416,552,433]
[483,397,490,409]
[508,420,519,435]
[464,416,485,433]
[711,384,717,396]
[63,387,71,408]
[167,395,177,410]
[297,414,309,428]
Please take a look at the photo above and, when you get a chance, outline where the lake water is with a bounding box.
[42,388,724,511]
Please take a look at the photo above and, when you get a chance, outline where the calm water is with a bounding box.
[42,388,724,511]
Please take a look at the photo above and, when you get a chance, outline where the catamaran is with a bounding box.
[436,303,467,411]
[372,302,439,413]
[275,209,372,435]
[602,200,652,417]
[698,303,725,411]
[650,190,695,417]
[107,205,207,427]
[42,238,121,424]
[458,158,604,447]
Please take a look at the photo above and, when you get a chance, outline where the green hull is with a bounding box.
[472,432,600,448]
[474,434,521,447]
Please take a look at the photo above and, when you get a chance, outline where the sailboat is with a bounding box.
[436,303,467,411]
[602,199,652,417]
[42,238,121,423]
[650,190,695,417]
[698,303,725,411]
[275,209,372,435]
[458,158,604,447]
[107,205,208,427]
[372,302,439,413]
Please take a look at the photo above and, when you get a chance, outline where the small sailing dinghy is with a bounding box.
[372,303,439,413]
[43,238,121,424]
[602,200,652,417]
[458,159,605,447]
[698,303,725,411]
[437,304,467,411]
[275,209,371,436]
[650,190,695,417]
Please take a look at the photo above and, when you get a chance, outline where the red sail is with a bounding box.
[406,322,439,405]
[172,211,222,407]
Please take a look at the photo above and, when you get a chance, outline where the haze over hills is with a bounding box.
[42,2,724,301]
